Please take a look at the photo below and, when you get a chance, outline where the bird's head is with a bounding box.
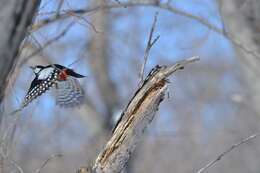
[30,65,45,75]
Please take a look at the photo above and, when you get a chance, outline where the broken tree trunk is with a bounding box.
[77,56,199,173]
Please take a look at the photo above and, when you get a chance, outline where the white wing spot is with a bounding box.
[38,67,54,80]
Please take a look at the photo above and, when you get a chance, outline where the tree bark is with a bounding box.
[0,0,40,103]
[0,1,40,172]
[77,57,199,173]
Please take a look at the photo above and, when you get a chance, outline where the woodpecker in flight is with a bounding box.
[21,64,85,109]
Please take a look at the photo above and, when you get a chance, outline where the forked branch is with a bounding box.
[139,12,160,84]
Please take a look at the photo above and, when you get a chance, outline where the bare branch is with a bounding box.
[67,12,101,33]
[86,56,200,173]
[139,12,160,84]
[35,154,63,173]
[196,132,260,173]
[33,2,220,32]
[19,22,74,68]
[7,157,24,173]
[55,0,64,17]
[33,1,260,60]
[0,147,24,173]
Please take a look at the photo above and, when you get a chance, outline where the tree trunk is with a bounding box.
[219,0,260,114]
[0,0,40,103]
[88,0,119,130]
[0,1,40,172]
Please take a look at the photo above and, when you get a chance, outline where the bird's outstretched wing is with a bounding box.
[27,77,42,94]
[21,69,59,109]
[55,77,85,107]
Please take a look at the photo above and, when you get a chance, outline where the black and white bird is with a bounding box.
[21,64,85,109]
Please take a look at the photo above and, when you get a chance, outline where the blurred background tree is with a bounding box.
[1,0,260,173]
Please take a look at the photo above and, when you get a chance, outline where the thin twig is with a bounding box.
[139,12,160,84]
[0,147,24,173]
[8,158,24,173]
[18,22,74,68]
[197,132,260,173]
[67,12,101,33]
[34,154,63,173]
[55,0,64,17]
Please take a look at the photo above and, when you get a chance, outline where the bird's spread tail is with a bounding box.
[55,77,85,107]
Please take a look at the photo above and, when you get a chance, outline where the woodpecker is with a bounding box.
[21,64,85,109]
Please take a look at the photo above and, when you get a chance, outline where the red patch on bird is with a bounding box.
[58,69,68,81]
